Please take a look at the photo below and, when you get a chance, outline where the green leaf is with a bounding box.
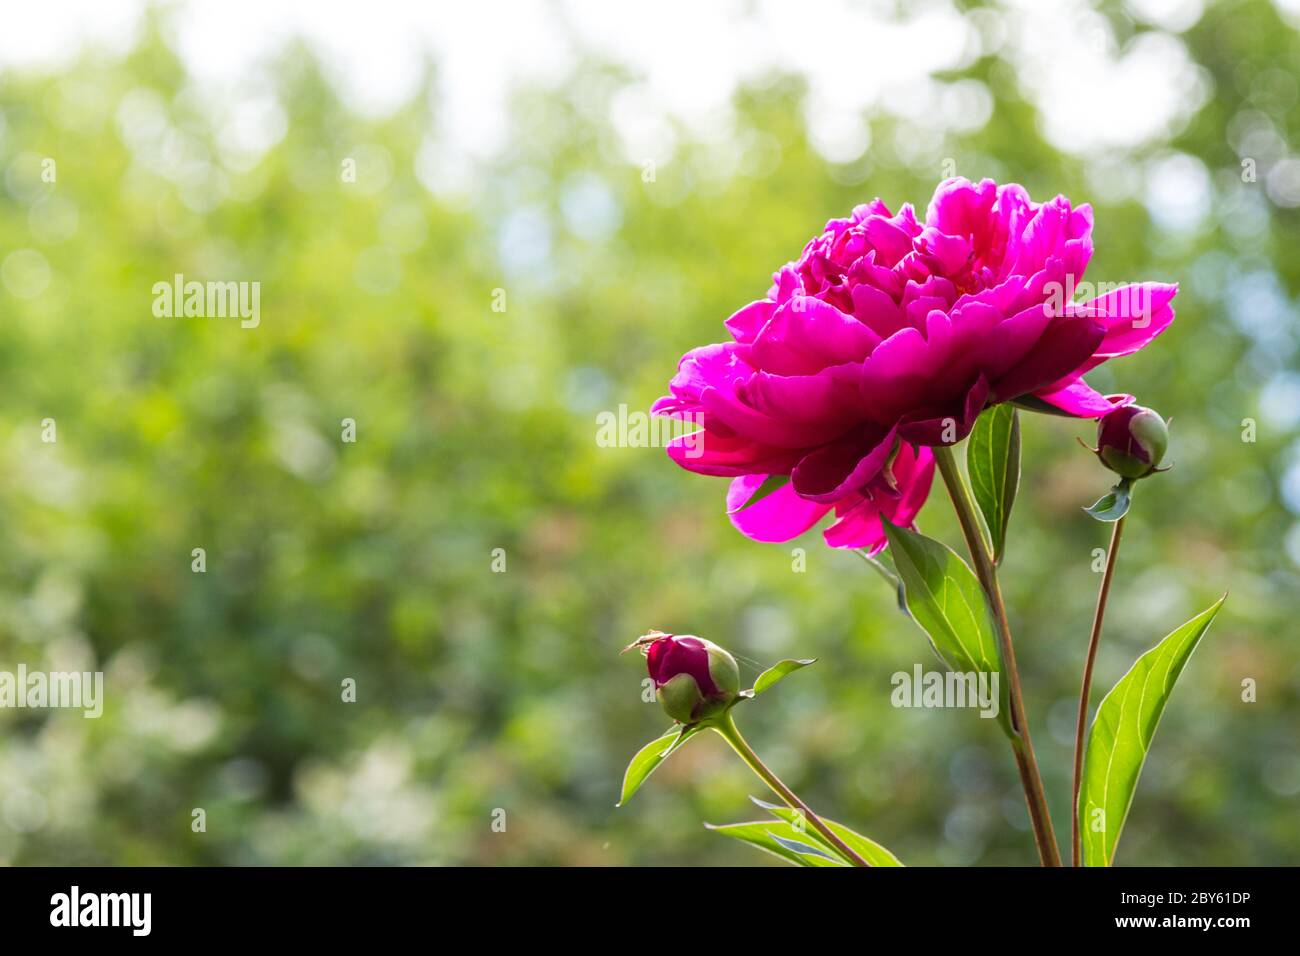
[881,519,1010,735]
[617,725,701,807]
[751,658,816,696]
[750,797,904,866]
[1079,596,1227,866]
[1084,479,1133,522]
[704,820,847,867]
[967,405,1020,564]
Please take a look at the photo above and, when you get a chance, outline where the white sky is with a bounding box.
[0,0,1230,159]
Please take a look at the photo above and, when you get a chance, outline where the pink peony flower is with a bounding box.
[653,178,1175,553]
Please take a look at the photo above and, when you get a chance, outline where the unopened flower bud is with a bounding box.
[642,633,740,724]
[1097,403,1168,480]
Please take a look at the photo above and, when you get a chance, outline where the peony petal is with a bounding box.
[914,226,972,277]
[724,299,776,345]
[1007,195,1090,280]
[856,325,934,425]
[666,429,803,477]
[822,494,889,552]
[701,368,860,449]
[905,295,951,331]
[728,476,833,542]
[864,215,915,266]
[1079,282,1177,360]
[886,445,936,526]
[655,342,751,417]
[822,444,935,551]
[897,375,989,445]
[651,397,699,420]
[850,282,906,339]
[748,297,881,376]
[732,365,867,445]
[926,177,998,236]
[978,302,1054,380]
[989,313,1105,404]
[1031,378,1123,417]
[791,424,897,503]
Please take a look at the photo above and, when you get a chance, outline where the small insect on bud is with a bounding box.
[626,631,740,724]
[1096,403,1168,480]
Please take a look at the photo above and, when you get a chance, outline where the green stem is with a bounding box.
[713,711,870,867]
[932,444,1062,867]
[1072,514,1126,866]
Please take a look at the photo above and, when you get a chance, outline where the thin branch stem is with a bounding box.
[931,444,1062,867]
[1072,514,1126,866]
[713,712,871,867]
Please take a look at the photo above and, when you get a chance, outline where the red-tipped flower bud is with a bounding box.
[1097,403,1168,480]
[643,633,740,724]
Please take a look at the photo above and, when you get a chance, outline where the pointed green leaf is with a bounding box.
[881,519,1010,735]
[617,725,701,807]
[751,658,816,696]
[1079,596,1226,866]
[750,797,904,866]
[1084,479,1133,522]
[968,405,1020,564]
[704,820,847,866]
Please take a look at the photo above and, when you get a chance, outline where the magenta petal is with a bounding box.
[980,303,1053,380]
[791,424,897,503]
[749,297,881,375]
[724,299,776,345]
[726,473,767,512]
[650,394,696,418]
[850,282,906,339]
[666,429,803,477]
[1084,282,1177,359]
[701,385,821,449]
[898,375,989,445]
[858,304,995,429]
[657,342,750,415]
[914,226,972,276]
[905,295,951,331]
[823,495,889,551]
[646,636,720,696]
[864,216,915,266]
[735,365,867,445]
[768,265,803,305]
[989,314,1105,404]
[857,325,932,423]
[823,444,935,551]
[926,177,998,235]
[888,445,936,526]
[1009,197,1067,271]
[1031,378,1121,417]
[728,477,833,542]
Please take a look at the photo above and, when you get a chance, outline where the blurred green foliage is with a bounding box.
[0,2,1298,866]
